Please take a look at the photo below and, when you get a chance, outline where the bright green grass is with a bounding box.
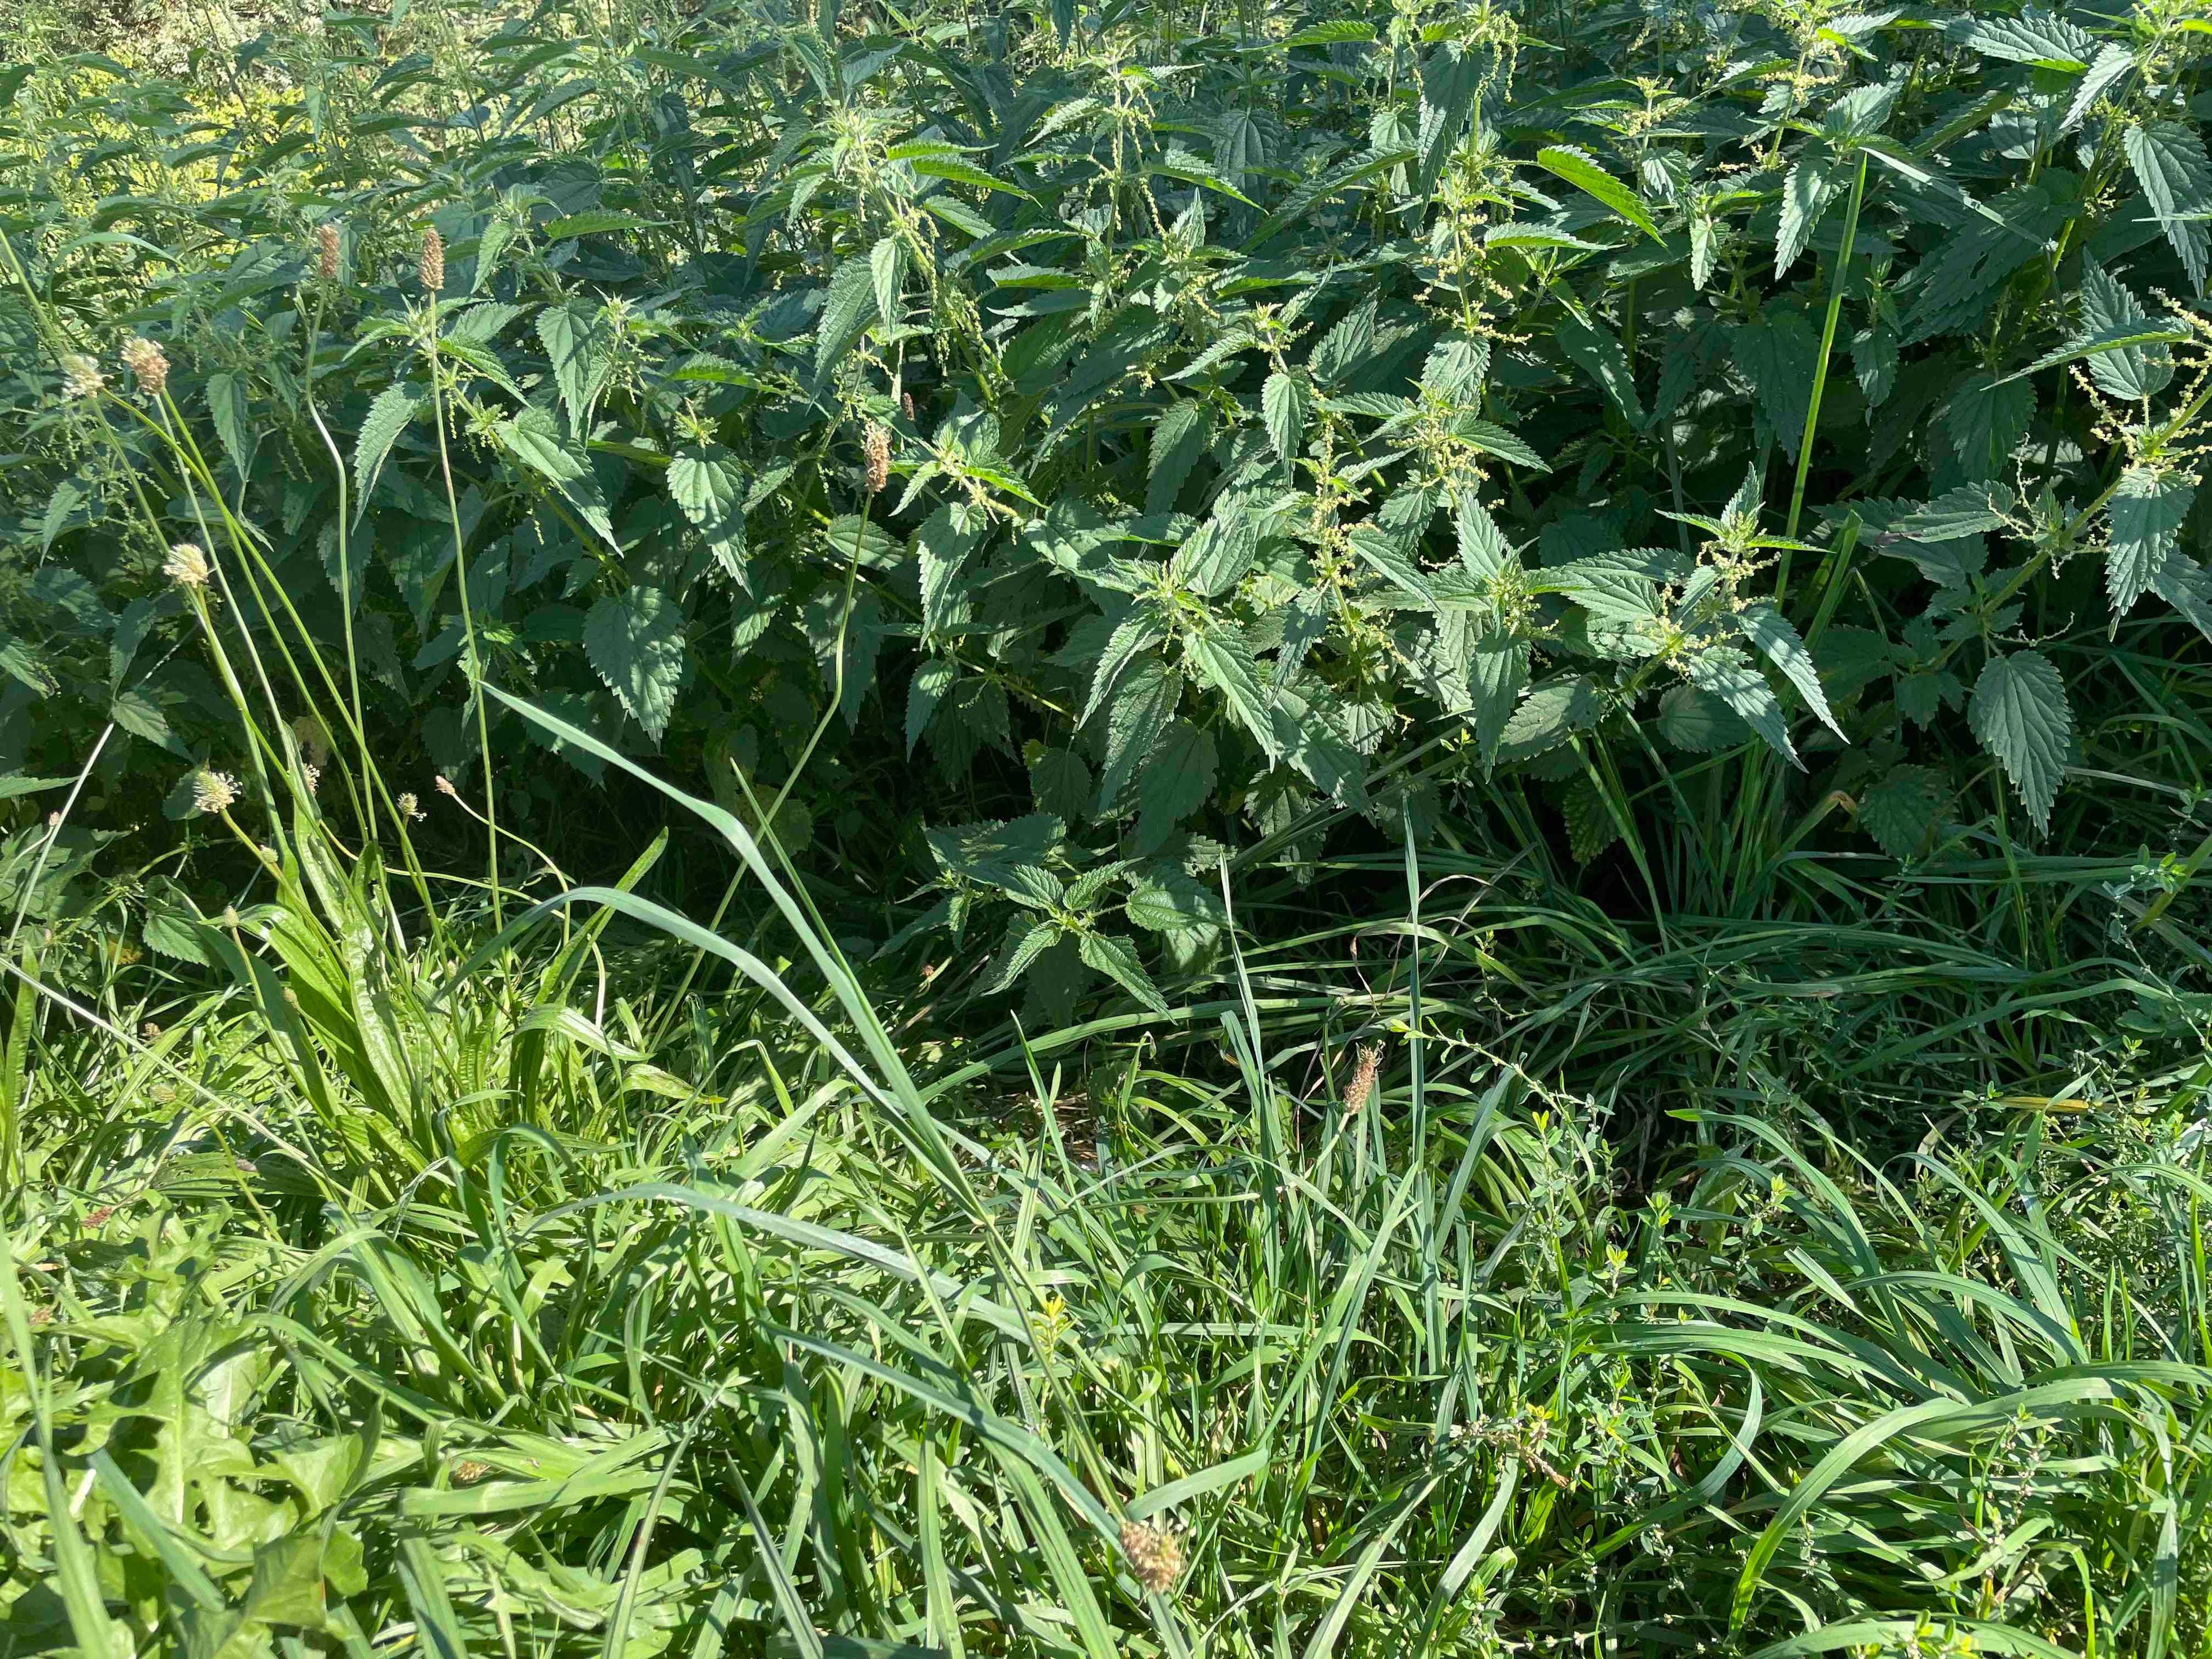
[7,719,2212,1658]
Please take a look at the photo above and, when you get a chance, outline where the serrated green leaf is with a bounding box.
[1498,675,1597,762]
[2125,120,2212,293]
[354,382,418,503]
[1739,602,1843,738]
[537,302,616,437]
[1468,633,1528,767]
[1558,314,1643,426]
[908,657,957,756]
[585,586,686,743]
[1777,153,1842,276]
[1536,145,1662,242]
[1656,683,1751,752]
[1136,719,1216,851]
[1262,371,1308,468]
[1859,763,1951,859]
[1687,645,1800,768]
[816,258,880,378]
[1969,648,2072,832]
[1147,401,1213,514]
[2108,466,2196,615]
[1188,622,1277,757]
[1076,930,1166,1012]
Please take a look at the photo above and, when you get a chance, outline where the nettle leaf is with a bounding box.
[1147,400,1213,514]
[816,257,880,378]
[990,918,1066,993]
[498,404,616,547]
[2125,120,2212,294]
[1187,622,1277,757]
[1262,372,1309,468]
[1030,746,1093,821]
[1954,8,2093,69]
[1556,314,1643,427]
[1686,646,1799,768]
[1498,675,1599,762]
[1423,336,1488,403]
[1459,419,1548,471]
[1136,719,1217,851]
[870,234,908,326]
[916,505,984,638]
[666,445,748,574]
[2076,259,2173,400]
[354,382,419,504]
[1656,683,1751,752]
[1941,376,2035,482]
[1859,764,1952,859]
[1077,930,1167,1012]
[1738,603,1842,738]
[1535,145,1662,242]
[1468,633,1529,767]
[537,302,617,437]
[1733,310,1820,456]
[584,585,686,743]
[1097,658,1181,812]
[2063,43,2133,132]
[1085,613,1171,726]
[1417,44,1484,200]
[2107,467,2196,615]
[908,657,957,756]
[1969,648,2073,832]
[206,371,255,479]
[1777,153,1842,276]
[1172,514,1257,598]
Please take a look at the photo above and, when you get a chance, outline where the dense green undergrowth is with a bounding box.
[12,0,2212,1650]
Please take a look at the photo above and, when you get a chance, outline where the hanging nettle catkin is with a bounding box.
[418,227,445,294]
[863,422,891,495]
[119,337,168,397]
[316,222,340,282]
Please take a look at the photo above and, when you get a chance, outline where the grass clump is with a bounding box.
[7,0,2212,1651]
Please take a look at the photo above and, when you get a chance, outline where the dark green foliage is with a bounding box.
[8,0,2212,1007]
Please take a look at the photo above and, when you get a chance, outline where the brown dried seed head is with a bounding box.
[120,336,169,396]
[902,389,915,422]
[316,222,341,281]
[84,1206,113,1229]
[863,422,891,495]
[419,227,445,294]
[450,1459,491,1484]
[1120,1520,1183,1594]
[1343,1043,1382,1115]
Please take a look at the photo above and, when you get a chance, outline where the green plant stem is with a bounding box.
[423,302,505,933]
[1781,149,1869,574]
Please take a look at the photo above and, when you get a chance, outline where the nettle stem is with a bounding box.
[1781,148,1869,588]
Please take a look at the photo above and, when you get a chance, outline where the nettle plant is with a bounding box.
[5,0,2212,1011]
